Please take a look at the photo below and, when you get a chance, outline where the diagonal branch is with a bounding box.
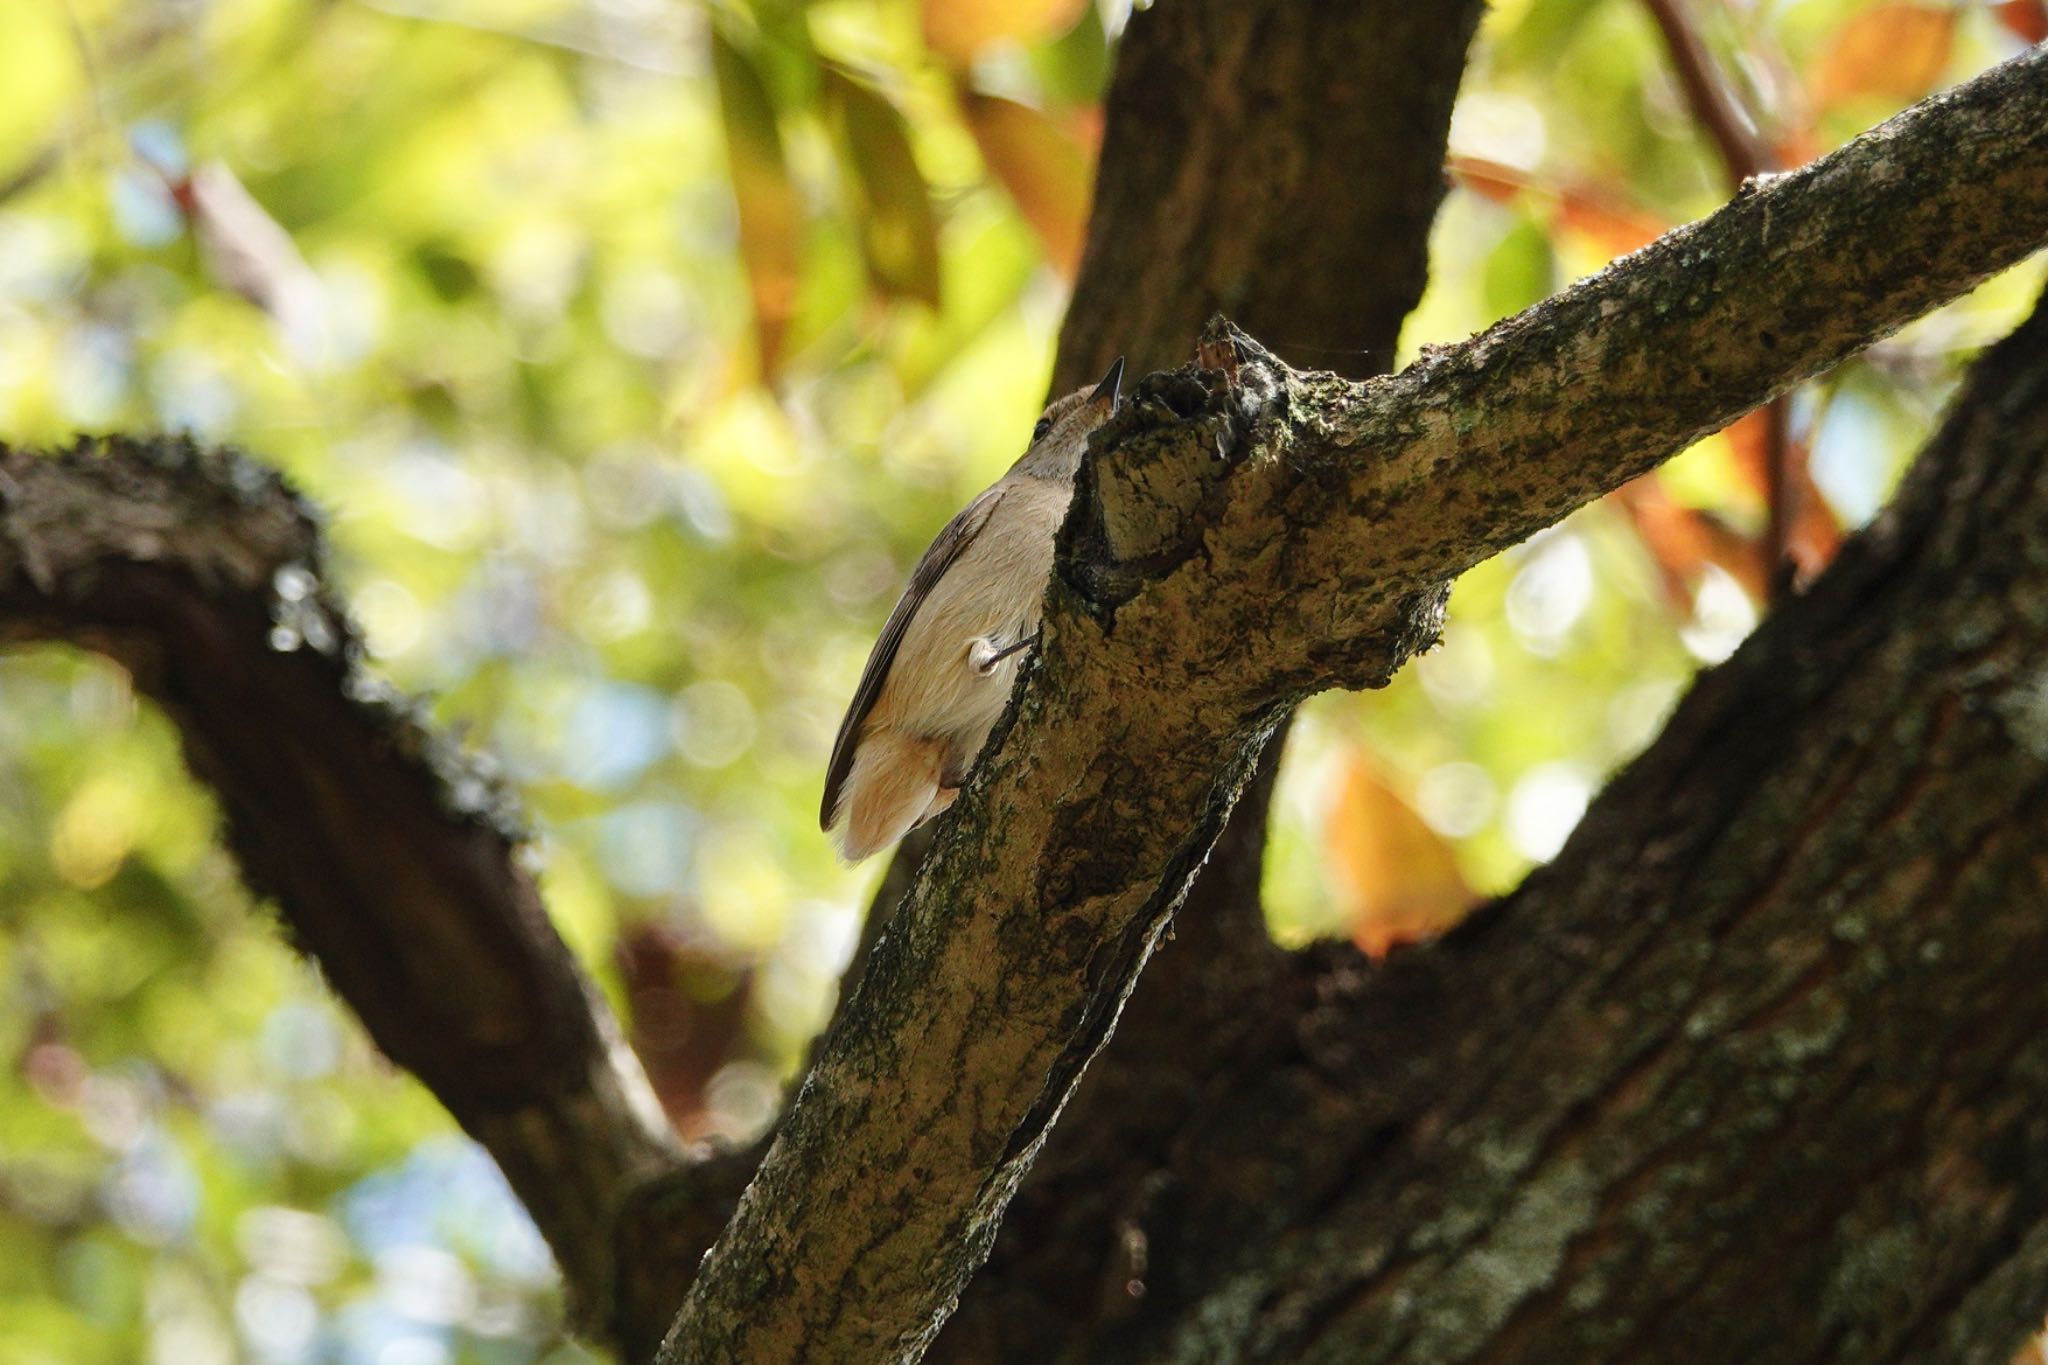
[1230,43,2048,682]
[659,44,2048,1362]
[0,437,682,1329]
[956,278,2048,1365]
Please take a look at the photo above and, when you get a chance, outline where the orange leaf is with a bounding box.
[923,0,1090,68]
[1612,476,1769,607]
[1724,407,1844,576]
[1553,191,1667,259]
[1774,125,1824,170]
[1449,156,1526,209]
[711,31,802,375]
[959,92,1096,277]
[1995,0,2048,45]
[1449,156,1665,260]
[1323,746,1478,961]
[1813,4,1956,110]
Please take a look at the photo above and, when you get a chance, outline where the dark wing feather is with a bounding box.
[820,486,1007,829]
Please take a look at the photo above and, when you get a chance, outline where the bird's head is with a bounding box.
[1014,356,1123,480]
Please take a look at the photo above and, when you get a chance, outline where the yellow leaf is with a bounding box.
[52,775,143,891]
[959,93,1095,278]
[1813,4,1955,110]
[711,30,802,375]
[1322,746,1478,961]
[923,0,1091,67]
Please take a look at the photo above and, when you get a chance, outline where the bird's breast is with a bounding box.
[872,475,1069,746]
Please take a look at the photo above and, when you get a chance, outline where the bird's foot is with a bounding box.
[968,632,1040,675]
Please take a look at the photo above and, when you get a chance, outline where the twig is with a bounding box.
[1642,0,1816,597]
[1642,0,1773,181]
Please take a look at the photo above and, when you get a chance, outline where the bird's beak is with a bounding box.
[1089,356,1125,414]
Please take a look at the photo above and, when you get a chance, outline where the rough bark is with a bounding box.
[995,281,2048,1365]
[685,6,1482,1356]
[0,438,682,1328]
[658,47,2048,1364]
[955,2,1487,1347]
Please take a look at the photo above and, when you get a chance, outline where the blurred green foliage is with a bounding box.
[0,0,2040,1359]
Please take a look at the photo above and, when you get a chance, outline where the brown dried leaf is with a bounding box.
[711,31,802,375]
[617,923,754,1142]
[1813,4,1956,110]
[825,70,942,308]
[959,92,1096,277]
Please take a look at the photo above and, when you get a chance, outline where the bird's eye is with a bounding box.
[1031,417,1053,443]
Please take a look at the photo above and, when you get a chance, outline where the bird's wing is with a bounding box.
[820,485,1007,830]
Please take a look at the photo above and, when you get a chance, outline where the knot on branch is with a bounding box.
[1058,319,1287,617]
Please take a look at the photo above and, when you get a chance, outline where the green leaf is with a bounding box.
[1481,214,1555,323]
[823,69,942,309]
[712,28,804,375]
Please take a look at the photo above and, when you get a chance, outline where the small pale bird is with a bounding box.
[821,359,1125,861]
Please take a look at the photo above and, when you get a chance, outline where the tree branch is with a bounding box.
[658,44,2048,1364]
[0,437,681,1329]
[1225,44,2047,695]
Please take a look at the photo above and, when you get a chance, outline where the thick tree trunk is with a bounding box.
[949,288,2048,1364]
[1052,1,1480,391]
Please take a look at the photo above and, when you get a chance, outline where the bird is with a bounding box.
[821,358,1125,861]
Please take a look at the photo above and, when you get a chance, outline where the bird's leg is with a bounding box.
[968,630,1041,676]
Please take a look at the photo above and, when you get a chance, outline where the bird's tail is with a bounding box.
[828,730,947,862]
